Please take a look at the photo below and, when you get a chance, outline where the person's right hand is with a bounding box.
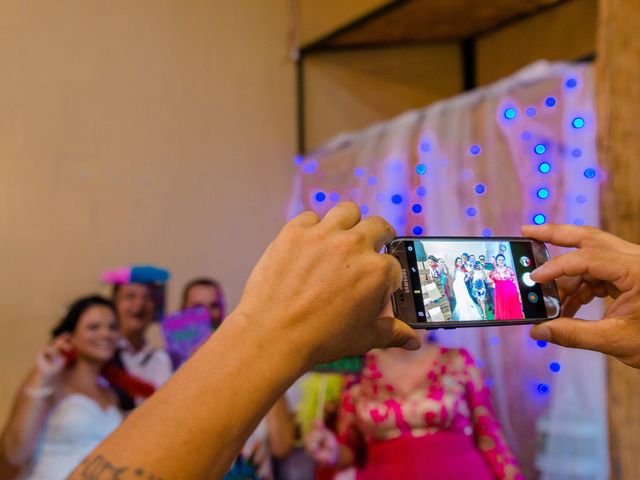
[523,224,640,368]
[236,202,421,368]
[34,334,73,386]
[304,421,340,467]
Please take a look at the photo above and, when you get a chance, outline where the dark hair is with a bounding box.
[52,295,116,338]
[495,254,506,261]
[455,256,462,265]
[427,255,438,262]
[181,278,223,310]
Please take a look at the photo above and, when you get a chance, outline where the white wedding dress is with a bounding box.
[452,269,482,321]
[23,394,122,480]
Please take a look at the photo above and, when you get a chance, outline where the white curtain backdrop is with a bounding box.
[288,61,608,479]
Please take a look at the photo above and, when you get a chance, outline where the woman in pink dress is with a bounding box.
[488,254,524,320]
[305,341,522,480]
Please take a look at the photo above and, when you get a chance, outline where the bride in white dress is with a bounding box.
[451,258,483,321]
[0,296,123,480]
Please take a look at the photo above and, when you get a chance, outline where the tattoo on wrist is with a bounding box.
[75,455,164,480]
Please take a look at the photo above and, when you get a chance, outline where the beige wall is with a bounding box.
[0,1,295,423]
[302,0,596,151]
[298,0,394,47]
[477,0,597,85]
[304,43,463,151]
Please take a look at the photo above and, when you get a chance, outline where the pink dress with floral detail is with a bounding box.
[337,348,523,480]
[489,267,524,320]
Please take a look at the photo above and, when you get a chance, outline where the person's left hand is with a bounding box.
[236,202,421,368]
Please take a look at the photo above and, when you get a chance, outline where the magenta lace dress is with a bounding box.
[489,267,524,320]
[337,348,523,480]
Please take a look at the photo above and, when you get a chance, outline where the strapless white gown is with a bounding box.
[23,394,122,480]
[452,269,482,321]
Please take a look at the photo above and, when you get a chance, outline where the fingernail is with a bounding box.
[530,265,544,279]
[530,325,551,341]
[402,336,421,350]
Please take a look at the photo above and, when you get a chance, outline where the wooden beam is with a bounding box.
[596,0,640,478]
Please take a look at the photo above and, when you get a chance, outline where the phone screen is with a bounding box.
[388,237,560,328]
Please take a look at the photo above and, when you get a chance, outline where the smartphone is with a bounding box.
[386,237,560,329]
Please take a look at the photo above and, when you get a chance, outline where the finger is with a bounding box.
[529,317,625,355]
[381,254,402,298]
[521,224,600,249]
[373,317,421,350]
[350,216,397,251]
[530,248,634,292]
[319,202,361,230]
[52,333,73,352]
[555,275,583,300]
[286,210,320,229]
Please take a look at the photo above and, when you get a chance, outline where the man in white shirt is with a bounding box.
[112,282,173,408]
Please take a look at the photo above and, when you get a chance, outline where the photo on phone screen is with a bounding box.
[387,237,560,328]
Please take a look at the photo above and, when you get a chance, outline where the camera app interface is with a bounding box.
[405,240,546,323]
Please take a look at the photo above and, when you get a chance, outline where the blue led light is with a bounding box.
[469,144,481,156]
[412,203,423,214]
[420,141,431,152]
[536,340,548,348]
[504,107,517,120]
[545,96,557,107]
[391,194,403,204]
[416,163,427,175]
[416,186,427,197]
[315,192,326,202]
[293,155,304,165]
[521,131,532,141]
[367,176,377,186]
[584,168,596,179]
[538,162,551,174]
[549,362,561,373]
[572,117,585,129]
[566,78,578,89]
[574,218,585,226]
[533,214,547,225]
[360,205,369,215]
[537,188,550,199]
[302,163,318,175]
[534,144,547,155]
[466,207,477,217]
[526,107,537,117]
[475,184,486,194]
[413,226,423,235]
[571,148,582,158]
[354,167,365,177]
[482,228,493,237]
[538,383,551,395]
[329,192,340,202]
[576,194,586,204]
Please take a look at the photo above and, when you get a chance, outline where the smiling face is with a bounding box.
[497,255,506,267]
[184,284,225,325]
[70,305,119,364]
[115,283,155,338]
[455,258,463,267]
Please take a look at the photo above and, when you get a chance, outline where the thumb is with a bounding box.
[529,317,623,355]
[374,317,421,350]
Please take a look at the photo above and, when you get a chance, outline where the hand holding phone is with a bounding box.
[387,236,560,329]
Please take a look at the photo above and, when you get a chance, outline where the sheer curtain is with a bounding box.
[288,61,608,479]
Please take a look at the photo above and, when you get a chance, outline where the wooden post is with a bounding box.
[596,0,640,478]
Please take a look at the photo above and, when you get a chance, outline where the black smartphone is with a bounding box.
[386,237,560,329]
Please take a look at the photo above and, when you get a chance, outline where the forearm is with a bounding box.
[69,312,309,480]
[1,371,53,466]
